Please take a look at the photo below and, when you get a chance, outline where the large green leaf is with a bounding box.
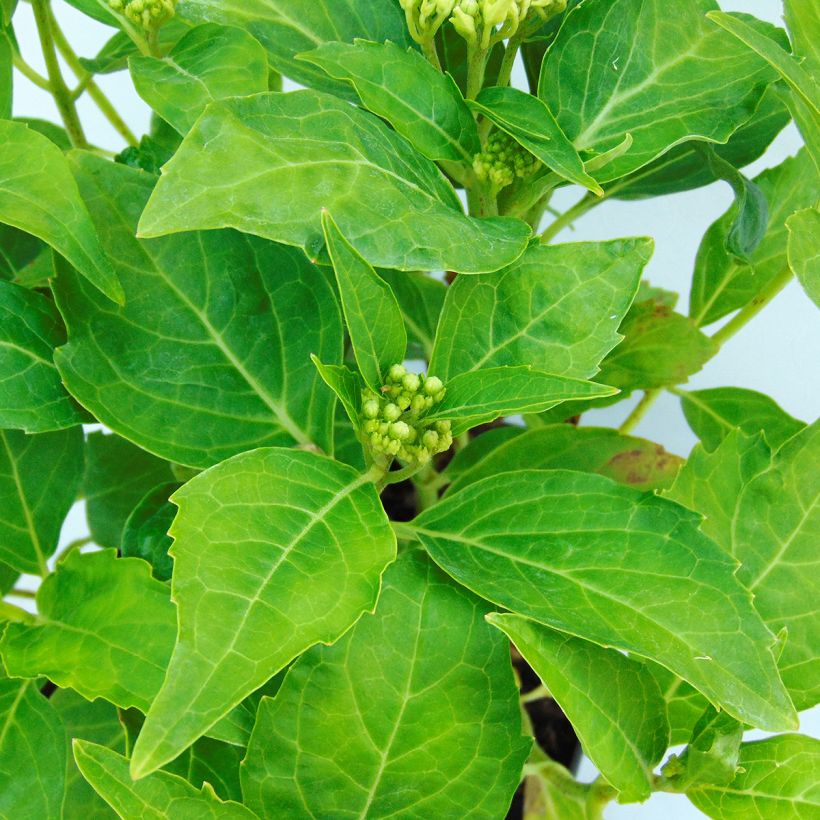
[784,0,820,81]
[242,549,529,818]
[176,0,412,98]
[538,0,777,182]
[733,421,820,710]
[0,281,85,432]
[678,386,806,452]
[687,734,820,818]
[131,448,396,778]
[0,121,122,303]
[787,207,820,309]
[491,614,668,802]
[137,91,531,275]
[130,23,269,135]
[430,239,652,380]
[411,469,796,731]
[73,741,256,819]
[470,86,601,193]
[301,40,480,164]
[0,550,176,711]
[322,211,406,391]
[83,432,174,550]
[0,678,66,820]
[445,424,683,496]
[0,427,83,575]
[691,149,819,326]
[54,154,341,468]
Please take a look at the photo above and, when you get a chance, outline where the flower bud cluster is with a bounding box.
[361,364,452,466]
[473,129,541,190]
[452,0,566,47]
[399,0,456,44]
[108,0,175,31]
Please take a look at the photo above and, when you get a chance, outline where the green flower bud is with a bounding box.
[397,394,412,411]
[389,364,407,382]
[410,394,427,415]
[402,373,421,393]
[389,421,412,440]
[363,419,379,434]
[385,438,402,455]
[424,376,444,395]
[383,403,401,422]
[363,399,380,419]
[422,430,440,450]
[108,0,175,31]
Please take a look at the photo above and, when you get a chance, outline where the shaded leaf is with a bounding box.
[379,270,446,362]
[137,90,531,275]
[642,661,710,747]
[310,355,363,431]
[523,760,614,820]
[121,481,182,582]
[0,224,48,284]
[787,207,820,309]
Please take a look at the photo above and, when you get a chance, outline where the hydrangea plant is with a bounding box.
[0,0,818,817]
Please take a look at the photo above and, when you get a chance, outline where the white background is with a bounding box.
[9,1,819,817]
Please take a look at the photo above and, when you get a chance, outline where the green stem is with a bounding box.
[10,588,37,600]
[618,389,661,435]
[496,32,523,89]
[49,11,138,146]
[421,36,442,71]
[540,192,599,243]
[390,520,419,543]
[465,43,487,100]
[521,684,551,703]
[12,52,51,90]
[31,0,87,148]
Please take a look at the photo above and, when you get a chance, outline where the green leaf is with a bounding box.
[678,386,806,452]
[0,560,18,595]
[665,430,772,554]
[310,355,363,431]
[0,550,176,711]
[539,0,778,182]
[425,366,616,433]
[83,432,174,550]
[0,223,48,284]
[522,760,614,820]
[0,678,66,819]
[301,40,480,164]
[175,0,412,98]
[445,424,683,496]
[490,614,668,802]
[691,149,819,326]
[430,239,652,380]
[687,734,820,818]
[53,154,341,468]
[322,211,406,391]
[411,469,797,731]
[641,661,710,747]
[16,117,72,151]
[62,0,120,26]
[73,741,256,819]
[130,24,269,135]
[470,86,602,194]
[1,0,16,26]
[0,281,85,432]
[0,427,83,575]
[137,90,531,275]
[241,549,529,819]
[131,447,395,778]
[787,207,820,309]
[0,121,123,304]
[379,270,445,362]
[784,0,820,79]
[51,689,125,820]
[0,28,11,120]
[733,421,820,710]
[121,481,181,582]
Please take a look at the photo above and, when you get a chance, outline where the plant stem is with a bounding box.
[31,0,87,148]
[618,389,660,435]
[496,32,523,89]
[390,520,419,543]
[10,588,37,600]
[48,10,138,146]
[12,52,51,90]
[421,36,442,71]
[521,684,551,703]
[540,192,599,243]
[465,43,487,100]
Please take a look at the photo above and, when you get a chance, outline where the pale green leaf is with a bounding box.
[54,154,342,468]
[445,424,683,496]
[0,121,123,303]
[130,23,269,134]
[430,239,652,380]
[411,469,796,731]
[73,741,257,819]
[137,91,531,275]
[0,678,66,820]
[470,86,602,193]
[691,149,819,326]
[83,432,174,550]
[539,0,778,182]
[241,549,529,819]
[175,0,412,98]
[490,614,669,802]
[322,211,406,390]
[687,734,820,818]
[642,661,710,747]
[425,366,616,433]
[131,447,395,778]
[678,386,806,451]
[121,481,181,582]
[734,421,820,710]
[0,280,85,432]
[784,0,820,81]
[787,207,820,309]
[301,40,480,164]
[0,427,83,575]
[0,550,176,711]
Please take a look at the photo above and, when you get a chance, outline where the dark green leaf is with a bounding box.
[121,481,181,582]
[242,549,529,818]
[0,224,48,283]
[1,0,16,26]
[412,469,796,731]
[0,281,85,432]
[131,448,396,778]
[0,427,83,575]
[137,91,531,275]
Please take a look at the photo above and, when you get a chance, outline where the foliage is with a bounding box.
[0,0,817,816]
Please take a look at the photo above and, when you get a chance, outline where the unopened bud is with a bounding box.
[402,373,421,393]
[363,399,380,419]
[389,364,407,382]
[383,403,401,422]
[422,430,440,450]
[424,376,444,396]
[389,421,412,440]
